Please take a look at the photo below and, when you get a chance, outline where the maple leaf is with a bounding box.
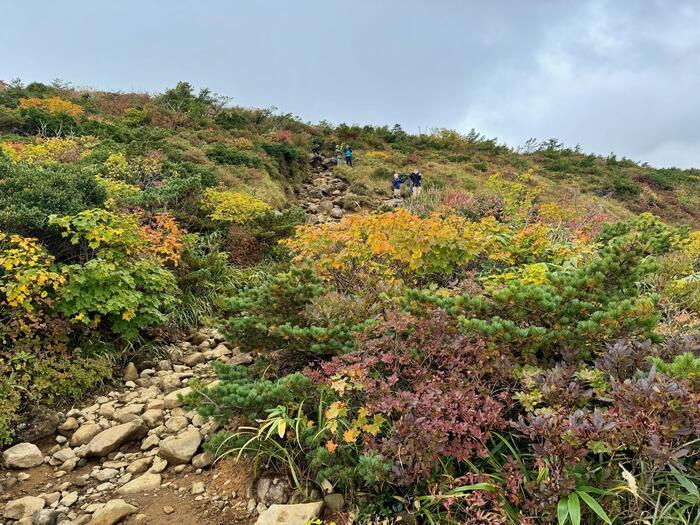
[343,427,360,443]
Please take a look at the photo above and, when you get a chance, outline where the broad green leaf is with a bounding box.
[670,466,699,499]
[568,492,581,525]
[557,496,569,525]
[577,490,612,524]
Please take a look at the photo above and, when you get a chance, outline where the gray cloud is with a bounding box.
[1,0,698,167]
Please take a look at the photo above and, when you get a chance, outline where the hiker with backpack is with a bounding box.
[409,169,423,197]
[345,144,353,167]
[311,137,321,155]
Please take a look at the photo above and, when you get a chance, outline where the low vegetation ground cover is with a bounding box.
[0,78,698,523]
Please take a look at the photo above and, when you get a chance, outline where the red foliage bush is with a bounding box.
[310,310,513,485]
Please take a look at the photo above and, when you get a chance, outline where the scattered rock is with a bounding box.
[189,331,208,345]
[3,442,44,469]
[127,457,153,474]
[324,493,345,512]
[191,451,214,469]
[32,508,59,525]
[149,456,168,474]
[254,502,324,525]
[3,496,45,520]
[116,472,162,495]
[158,429,202,464]
[86,421,147,457]
[140,435,160,451]
[92,468,119,482]
[141,409,163,428]
[70,423,103,447]
[180,352,205,367]
[163,506,175,515]
[88,499,138,525]
[122,362,139,382]
[58,417,79,435]
[164,415,188,433]
[257,476,291,506]
[59,491,79,507]
[191,481,205,495]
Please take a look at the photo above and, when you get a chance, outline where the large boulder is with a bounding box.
[88,499,138,525]
[3,495,45,520]
[85,421,147,457]
[2,442,43,469]
[255,502,324,525]
[13,406,60,443]
[158,429,202,464]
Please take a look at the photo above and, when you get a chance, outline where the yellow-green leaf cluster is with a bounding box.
[202,188,271,224]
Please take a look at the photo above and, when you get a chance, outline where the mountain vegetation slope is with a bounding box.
[0,79,699,524]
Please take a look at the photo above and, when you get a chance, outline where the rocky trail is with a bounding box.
[0,329,335,525]
[296,155,383,224]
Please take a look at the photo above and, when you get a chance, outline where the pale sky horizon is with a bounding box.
[2,0,699,168]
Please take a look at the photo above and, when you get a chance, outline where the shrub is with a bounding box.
[409,217,670,362]
[221,266,367,357]
[18,96,83,118]
[55,257,177,339]
[202,188,271,224]
[0,159,106,237]
[206,143,263,168]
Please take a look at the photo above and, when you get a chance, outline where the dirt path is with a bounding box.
[0,329,260,525]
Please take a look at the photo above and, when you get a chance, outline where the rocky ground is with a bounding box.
[0,329,338,525]
[297,155,385,224]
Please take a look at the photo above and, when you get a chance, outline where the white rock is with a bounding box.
[158,429,202,465]
[3,495,45,520]
[85,421,147,457]
[88,499,138,525]
[254,502,324,525]
[70,423,103,447]
[2,442,44,469]
[60,491,79,507]
[116,472,161,495]
[149,456,168,473]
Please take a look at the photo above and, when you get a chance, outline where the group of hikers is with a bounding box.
[392,170,422,198]
[311,138,353,166]
[311,137,423,198]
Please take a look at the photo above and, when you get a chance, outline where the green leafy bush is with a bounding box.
[207,143,263,168]
[0,159,106,237]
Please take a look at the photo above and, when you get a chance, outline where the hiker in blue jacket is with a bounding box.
[345,145,353,167]
[392,173,407,197]
[409,169,423,197]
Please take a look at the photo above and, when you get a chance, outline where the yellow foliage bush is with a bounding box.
[202,188,271,224]
[283,209,589,286]
[1,137,94,164]
[0,233,64,312]
[18,96,84,118]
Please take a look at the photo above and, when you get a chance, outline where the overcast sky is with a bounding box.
[2,1,699,168]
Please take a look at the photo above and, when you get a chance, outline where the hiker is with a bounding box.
[409,169,423,197]
[345,144,353,167]
[311,137,321,155]
[335,144,343,166]
[392,173,407,197]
